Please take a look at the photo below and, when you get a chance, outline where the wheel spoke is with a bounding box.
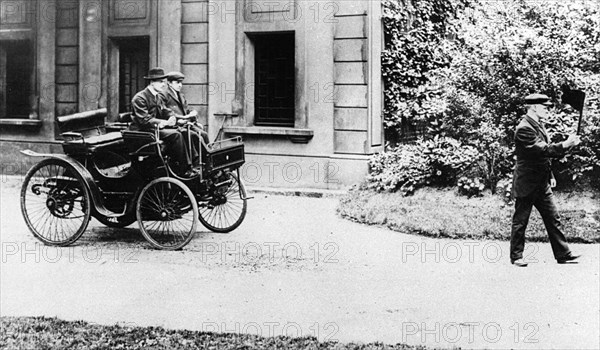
[198,173,247,233]
[21,160,90,246]
[137,178,197,250]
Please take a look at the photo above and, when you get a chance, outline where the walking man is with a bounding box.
[130,67,196,177]
[510,93,581,267]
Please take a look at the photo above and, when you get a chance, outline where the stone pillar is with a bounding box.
[79,0,103,111]
[157,0,181,71]
[368,0,383,152]
[208,0,237,140]
[38,0,56,138]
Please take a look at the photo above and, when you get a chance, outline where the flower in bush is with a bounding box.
[457,176,485,198]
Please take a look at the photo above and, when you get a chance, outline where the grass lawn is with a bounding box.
[337,187,600,243]
[0,317,434,350]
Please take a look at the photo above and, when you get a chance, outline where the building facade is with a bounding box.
[0,0,383,189]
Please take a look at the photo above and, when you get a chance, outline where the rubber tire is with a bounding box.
[198,172,247,233]
[136,177,198,250]
[20,158,91,246]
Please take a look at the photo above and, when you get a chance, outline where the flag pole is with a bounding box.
[576,108,583,135]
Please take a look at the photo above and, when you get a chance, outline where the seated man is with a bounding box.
[130,67,196,177]
[163,71,210,166]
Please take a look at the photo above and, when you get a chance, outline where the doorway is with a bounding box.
[115,37,150,113]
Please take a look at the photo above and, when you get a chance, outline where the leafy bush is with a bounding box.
[421,135,480,186]
[448,0,600,185]
[367,136,479,195]
[457,176,485,198]
[469,123,514,193]
[432,89,515,191]
[367,143,430,195]
[382,0,472,142]
[381,0,600,190]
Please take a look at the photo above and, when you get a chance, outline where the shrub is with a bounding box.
[367,143,431,195]
[457,176,485,198]
[382,0,600,190]
[382,0,473,143]
[421,135,480,186]
[448,0,600,187]
[468,122,514,193]
[367,136,479,195]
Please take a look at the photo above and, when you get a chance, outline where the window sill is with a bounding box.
[0,119,42,127]
[224,126,314,144]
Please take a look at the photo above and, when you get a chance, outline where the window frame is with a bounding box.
[0,0,39,126]
[250,32,296,128]
[1,40,35,119]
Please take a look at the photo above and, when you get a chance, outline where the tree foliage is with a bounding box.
[382,0,472,142]
[448,0,600,188]
[373,0,600,194]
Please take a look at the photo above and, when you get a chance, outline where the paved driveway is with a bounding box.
[1,179,599,349]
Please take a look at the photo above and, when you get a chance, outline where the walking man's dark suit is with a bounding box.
[510,93,581,267]
[130,68,192,176]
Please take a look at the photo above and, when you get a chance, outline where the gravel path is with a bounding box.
[1,179,599,349]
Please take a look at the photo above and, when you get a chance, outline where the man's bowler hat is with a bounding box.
[166,71,185,82]
[144,67,167,80]
[524,93,553,106]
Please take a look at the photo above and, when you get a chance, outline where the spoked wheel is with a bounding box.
[20,159,91,246]
[198,172,247,233]
[136,177,198,250]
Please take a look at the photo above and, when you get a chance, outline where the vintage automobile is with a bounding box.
[20,109,248,250]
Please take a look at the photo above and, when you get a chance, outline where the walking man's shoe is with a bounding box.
[557,253,580,264]
[511,258,528,267]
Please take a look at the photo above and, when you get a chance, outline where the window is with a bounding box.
[252,32,295,127]
[117,37,149,113]
[0,40,34,118]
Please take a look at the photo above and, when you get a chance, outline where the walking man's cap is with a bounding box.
[524,93,553,106]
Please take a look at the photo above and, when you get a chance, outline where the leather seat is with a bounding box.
[61,132,124,155]
[65,132,123,145]
[121,130,163,156]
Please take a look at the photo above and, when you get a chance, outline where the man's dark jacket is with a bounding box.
[130,86,174,131]
[512,115,566,198]
[162,86,208,144]
[163,87,193,117]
